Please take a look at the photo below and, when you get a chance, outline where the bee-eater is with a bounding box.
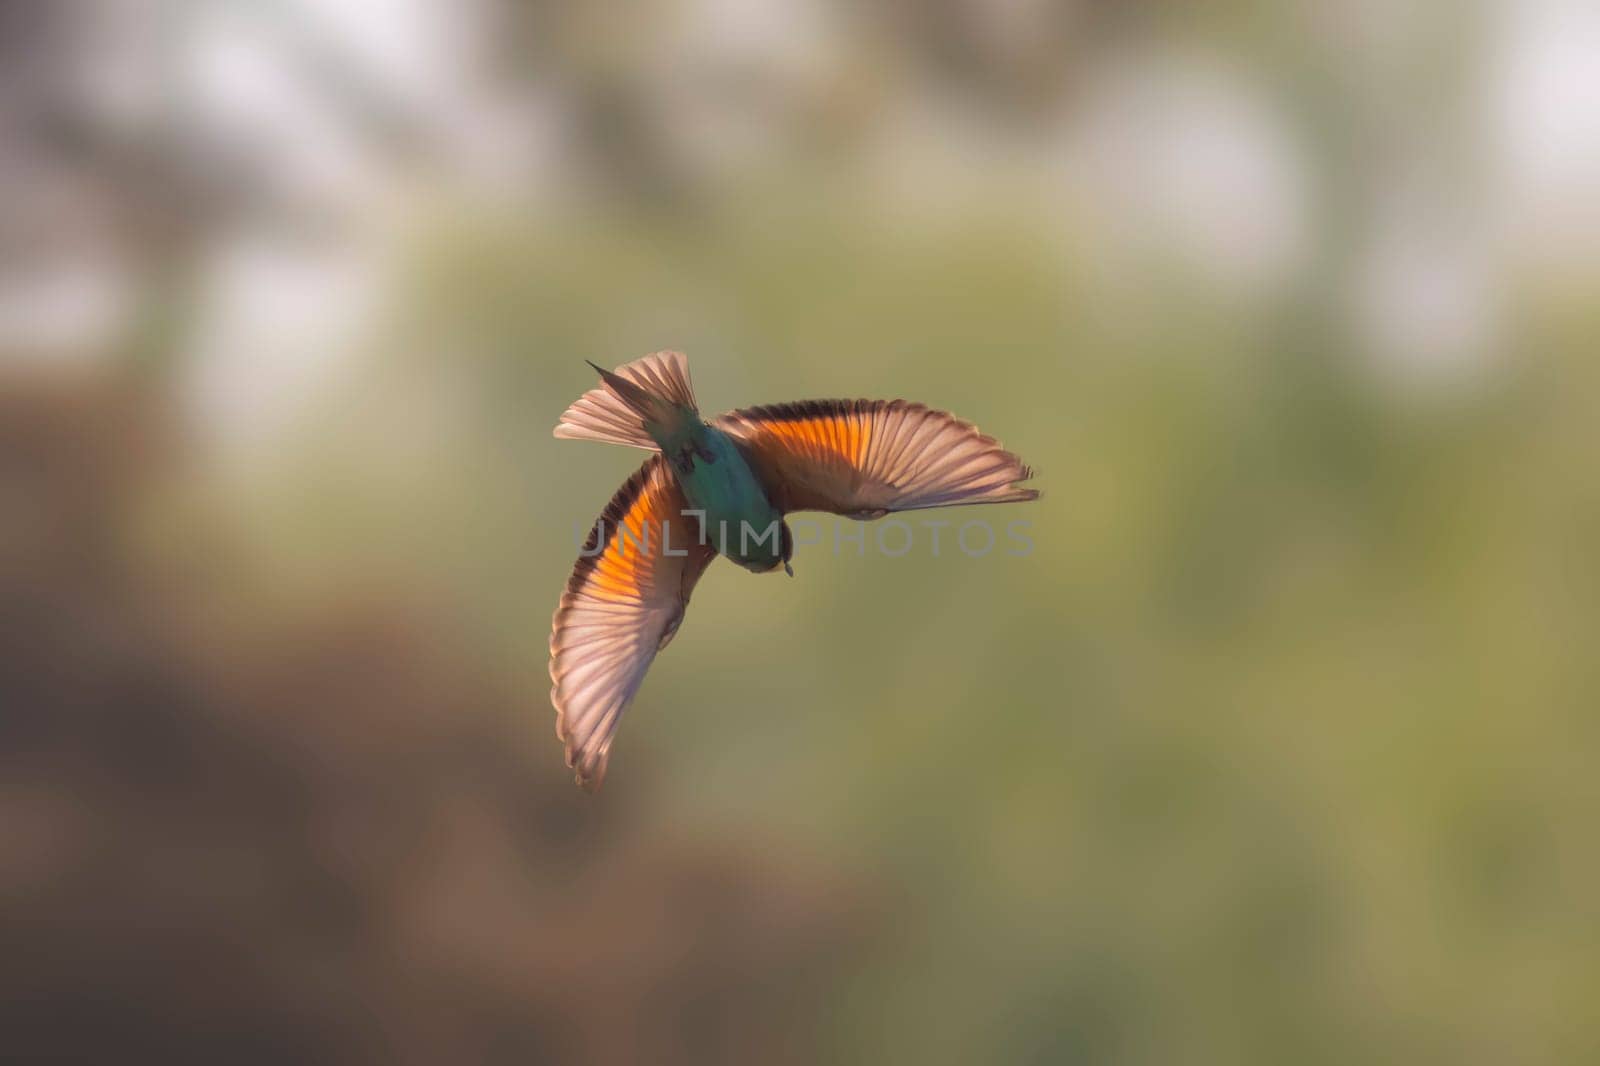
[549,351,1038,789]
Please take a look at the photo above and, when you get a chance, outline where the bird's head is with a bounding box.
[747,519,796,576]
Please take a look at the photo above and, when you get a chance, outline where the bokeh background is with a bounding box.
[4,1,1599,1063]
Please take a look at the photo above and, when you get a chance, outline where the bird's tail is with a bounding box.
[554,351,699,451]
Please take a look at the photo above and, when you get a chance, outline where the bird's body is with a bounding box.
[549,351,1038,789]
[581,358,785,572]
[669,422,786,573]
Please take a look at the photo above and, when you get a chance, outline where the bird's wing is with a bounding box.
[715,399,1038,516]
[550,455,716,790]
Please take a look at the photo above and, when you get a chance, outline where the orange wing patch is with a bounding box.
[754,408,872,470]
[716,399,1037,516]
[568,468,701,605]
[551,457,716,790]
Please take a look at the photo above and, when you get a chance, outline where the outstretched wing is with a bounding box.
[550,455,716,790]
[715,399,1038,517]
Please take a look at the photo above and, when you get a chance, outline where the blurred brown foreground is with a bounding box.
[0,370,869,1065]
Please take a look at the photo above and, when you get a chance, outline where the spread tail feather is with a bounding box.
[554,350,698,451]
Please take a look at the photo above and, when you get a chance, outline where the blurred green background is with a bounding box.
[4,2,1599,1063]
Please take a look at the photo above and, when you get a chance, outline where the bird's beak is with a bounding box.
[783,562,794,577]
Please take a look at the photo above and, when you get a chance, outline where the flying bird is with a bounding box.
[549,351,1038,789]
